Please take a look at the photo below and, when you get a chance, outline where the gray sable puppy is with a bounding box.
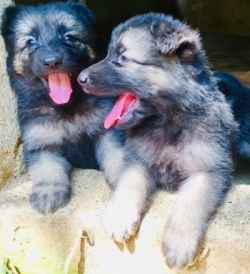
[1,0,123,214]
[78,13,237,269]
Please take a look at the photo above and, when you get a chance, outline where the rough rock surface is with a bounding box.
[0,169,249,274]
[0,0,25,188]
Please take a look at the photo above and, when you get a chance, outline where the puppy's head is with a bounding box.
[78,13,210,129]
[1,1,96,104]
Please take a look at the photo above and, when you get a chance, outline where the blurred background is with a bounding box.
[14,0,250,74]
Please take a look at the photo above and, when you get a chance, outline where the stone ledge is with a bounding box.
[0,169,249,274]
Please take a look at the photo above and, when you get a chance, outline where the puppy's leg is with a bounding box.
[96,130,125,189]
[102,163,152,242]
[162,172,227,269]
[27,150,72,214]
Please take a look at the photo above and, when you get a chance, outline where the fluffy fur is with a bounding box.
[214,70,250,159]
[78,13,237,269]
[1,0,123,213]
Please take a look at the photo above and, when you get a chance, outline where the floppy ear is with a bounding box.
[150,20,201,59]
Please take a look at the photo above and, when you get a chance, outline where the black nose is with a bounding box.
[43,55,62,69]
[77,71,89,86]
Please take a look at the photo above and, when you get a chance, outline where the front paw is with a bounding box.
[102,199,141,242]
[29,183,71,214]
[162,222,200,269]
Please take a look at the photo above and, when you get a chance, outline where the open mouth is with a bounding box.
[104,92,139,129]
[41,73,73,104]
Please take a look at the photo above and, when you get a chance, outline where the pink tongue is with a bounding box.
[48,73,72,104]
[104,93,137,129]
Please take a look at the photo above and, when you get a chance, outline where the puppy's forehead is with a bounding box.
[115,27,153,57]
[16,10,84,35]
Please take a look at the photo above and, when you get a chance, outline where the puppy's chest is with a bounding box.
[22,106,103,149]
[128,133,210,187]
[128,136,183,185]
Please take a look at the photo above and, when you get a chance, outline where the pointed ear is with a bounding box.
[70,2,95,27]
[1,5,21,37]
[150,19,201,59]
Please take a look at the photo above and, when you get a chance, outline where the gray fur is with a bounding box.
[1,1,124,214]
[78,13,237,269]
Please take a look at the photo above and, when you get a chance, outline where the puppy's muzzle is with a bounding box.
[43,55,62,70]
[77,71,89,87]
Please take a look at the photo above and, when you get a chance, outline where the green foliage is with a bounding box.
[0,258,20,274]
[1,258,11,274]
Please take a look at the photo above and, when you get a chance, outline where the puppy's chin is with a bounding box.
[113,117,137,130]
[111,111,148,130]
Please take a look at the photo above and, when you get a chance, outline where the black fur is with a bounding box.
[214,70,250,159]
[1,1,120,213]
[78,13,237,269]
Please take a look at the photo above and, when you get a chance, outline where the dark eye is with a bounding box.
[119,55,130,63]
[64,34,76,43]
[26,39,37,48]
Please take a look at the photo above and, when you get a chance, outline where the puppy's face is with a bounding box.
[1,2,96,104]
[80,28,163,129]
[78,13,205,129]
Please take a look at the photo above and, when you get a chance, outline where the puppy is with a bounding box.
[78,13,237,268]
[1,1,123,214]
[214,70,250,159]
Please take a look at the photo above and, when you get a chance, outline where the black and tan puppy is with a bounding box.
[214,70,250,159]
[1,1,123,214]
[78,13,237,268]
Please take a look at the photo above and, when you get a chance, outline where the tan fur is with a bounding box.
[144,65,182,93]
[96,132,124,189]
[13,51,29,75]
[163,172,213,267]
[102,163,151,242]
[23,111,102,150]
[28,151,69,185]
[85,44,96,60]
[15,12,85,38]
[121,28,153,61]
[13,11,94,75]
